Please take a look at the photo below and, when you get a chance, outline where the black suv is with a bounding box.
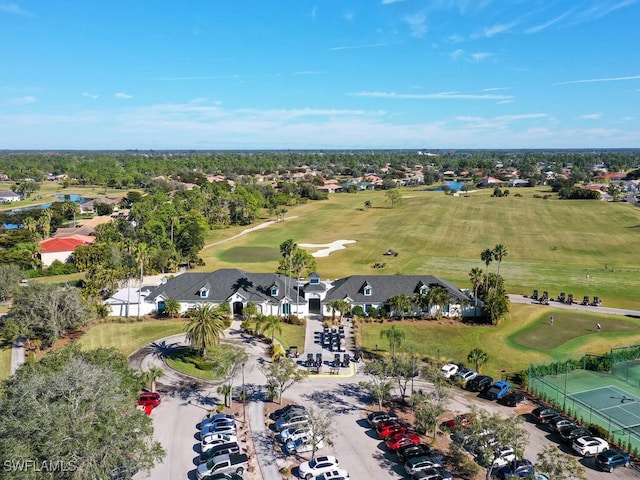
[396,443,431,462]
[499,391,525,407]
[466,375,493,392]
[531,406,560,424]
[558,425,591,443]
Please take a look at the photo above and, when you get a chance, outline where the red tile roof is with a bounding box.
[39,235,95,253]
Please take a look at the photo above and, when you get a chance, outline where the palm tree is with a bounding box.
[39,209,52,239]
[468,267,484,310]
[426,286,450,320]
[133,242,149,320]
[163,297,181,318]
[480,248,493,292]
[22,216,37,238]
[388,294,413,320]
[336,299,352,321]
[493,244,508,288]
[467,348,489,373]
[279,239,297,312]
[290,249,317,316]
[143,366,164,392]
[260,315,282,344]
[326,299,342,322]
[482,289,511,326]
[217,384,232,408]
[380,325,405,358]
[184,304,227,357]
[413,292,429,318]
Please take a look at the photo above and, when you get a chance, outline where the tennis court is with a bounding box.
[530,368,640,451]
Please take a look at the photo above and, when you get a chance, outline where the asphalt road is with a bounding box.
[133,317,640,480]
[508,294,640,318]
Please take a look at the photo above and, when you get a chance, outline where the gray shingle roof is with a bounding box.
[324,274,470,303]
[146,268,304,305]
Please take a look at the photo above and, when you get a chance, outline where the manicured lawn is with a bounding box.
[0,347,11,380]
[167,355,215,380]
[362,303,640,378]
[198,187,640,310]
[77,320,186,356]
[275,323,306,353]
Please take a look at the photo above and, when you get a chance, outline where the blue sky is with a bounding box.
[1,0,639,150]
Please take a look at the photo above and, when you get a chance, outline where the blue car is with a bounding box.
[496,459,534,479]
[595,449,631,472]
[486,381,511,400]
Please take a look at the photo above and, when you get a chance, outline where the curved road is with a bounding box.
[509,294,640,318]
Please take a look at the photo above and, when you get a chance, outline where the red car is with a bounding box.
[386,432,421,451]
[441,413,474,432]
[377,422,408,440]
[137,392,161,409]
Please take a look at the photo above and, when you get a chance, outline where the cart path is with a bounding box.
[202,217,299,250]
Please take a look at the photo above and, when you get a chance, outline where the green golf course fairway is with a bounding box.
[199,186,640,310]
[361,304,640,378]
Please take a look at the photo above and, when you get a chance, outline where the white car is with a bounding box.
[299,455,340,480]
[572,436,609,456]
[201,433,237,452]
[279,425,311,443]
[315,468,350,480]
[441,363,459,379]
[456,368,477,384]
[487,446,516,468]
[284,437,324,455]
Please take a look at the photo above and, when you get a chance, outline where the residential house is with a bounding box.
[481,176,504,186]
[79,197,121,215]
[0,191,21,203]
[105,286,156,317]
[39,234,95,267]
[322,274,474,318]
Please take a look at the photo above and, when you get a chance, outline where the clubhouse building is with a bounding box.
[140,268,477,319]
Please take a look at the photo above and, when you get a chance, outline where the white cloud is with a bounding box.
[343,10,354,21]
[114,92,133,99]
[577,113,602,120]
[554,74,640,85]
[351,90,514,100]
[8,96,36,105]
[496,100,514,104]
[382,0,403,4]
[82,92,98,99]
[483,23,514,37]
[471,52,492,62]
[0,3,31,16]
[483,87,513,92]
[329,43,386,51]
[446,33,464,43]
[525,9,574,34]
[404,12,428,38]
[455,113,548,129]
[451,49,464,59]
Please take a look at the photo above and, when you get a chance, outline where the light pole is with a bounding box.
[242,362,246,423]
[410,346,415,396]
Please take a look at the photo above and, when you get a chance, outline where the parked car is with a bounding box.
[201,434,238,452]
[278,425,311,443]
[404,455,443,476]
[396,443,431,463]
[271,404,305,421]
[531,406,560,424]
[466,375,493,392]
[386,432,421,451]
[456,368,477,384]
[485,381,510,400]
[367,410,398,428]
[200,423,236,437]
[477,445,515,468]
[195,453,249,479]
[199,443,240,464]
[572,436,609,456]
[440,413,474,432]
[298,455,340,480]
[284,437,324,455]
[200,474,242,480]
[137,392,161,408]
[548,415,577,433]
[275,412,310,432]
[199,413,235,429]
[496,459,534,479]
[558,426,591,443]
[440,363,459,379]
[314,469,350,480]
[499,392,525,407]
[377,421,408,440]
[594,449,631,472]
[412,467,453,480]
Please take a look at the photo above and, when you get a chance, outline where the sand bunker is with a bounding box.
[299,240,356,257]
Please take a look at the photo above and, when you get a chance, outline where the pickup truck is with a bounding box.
[196,453,249,479]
